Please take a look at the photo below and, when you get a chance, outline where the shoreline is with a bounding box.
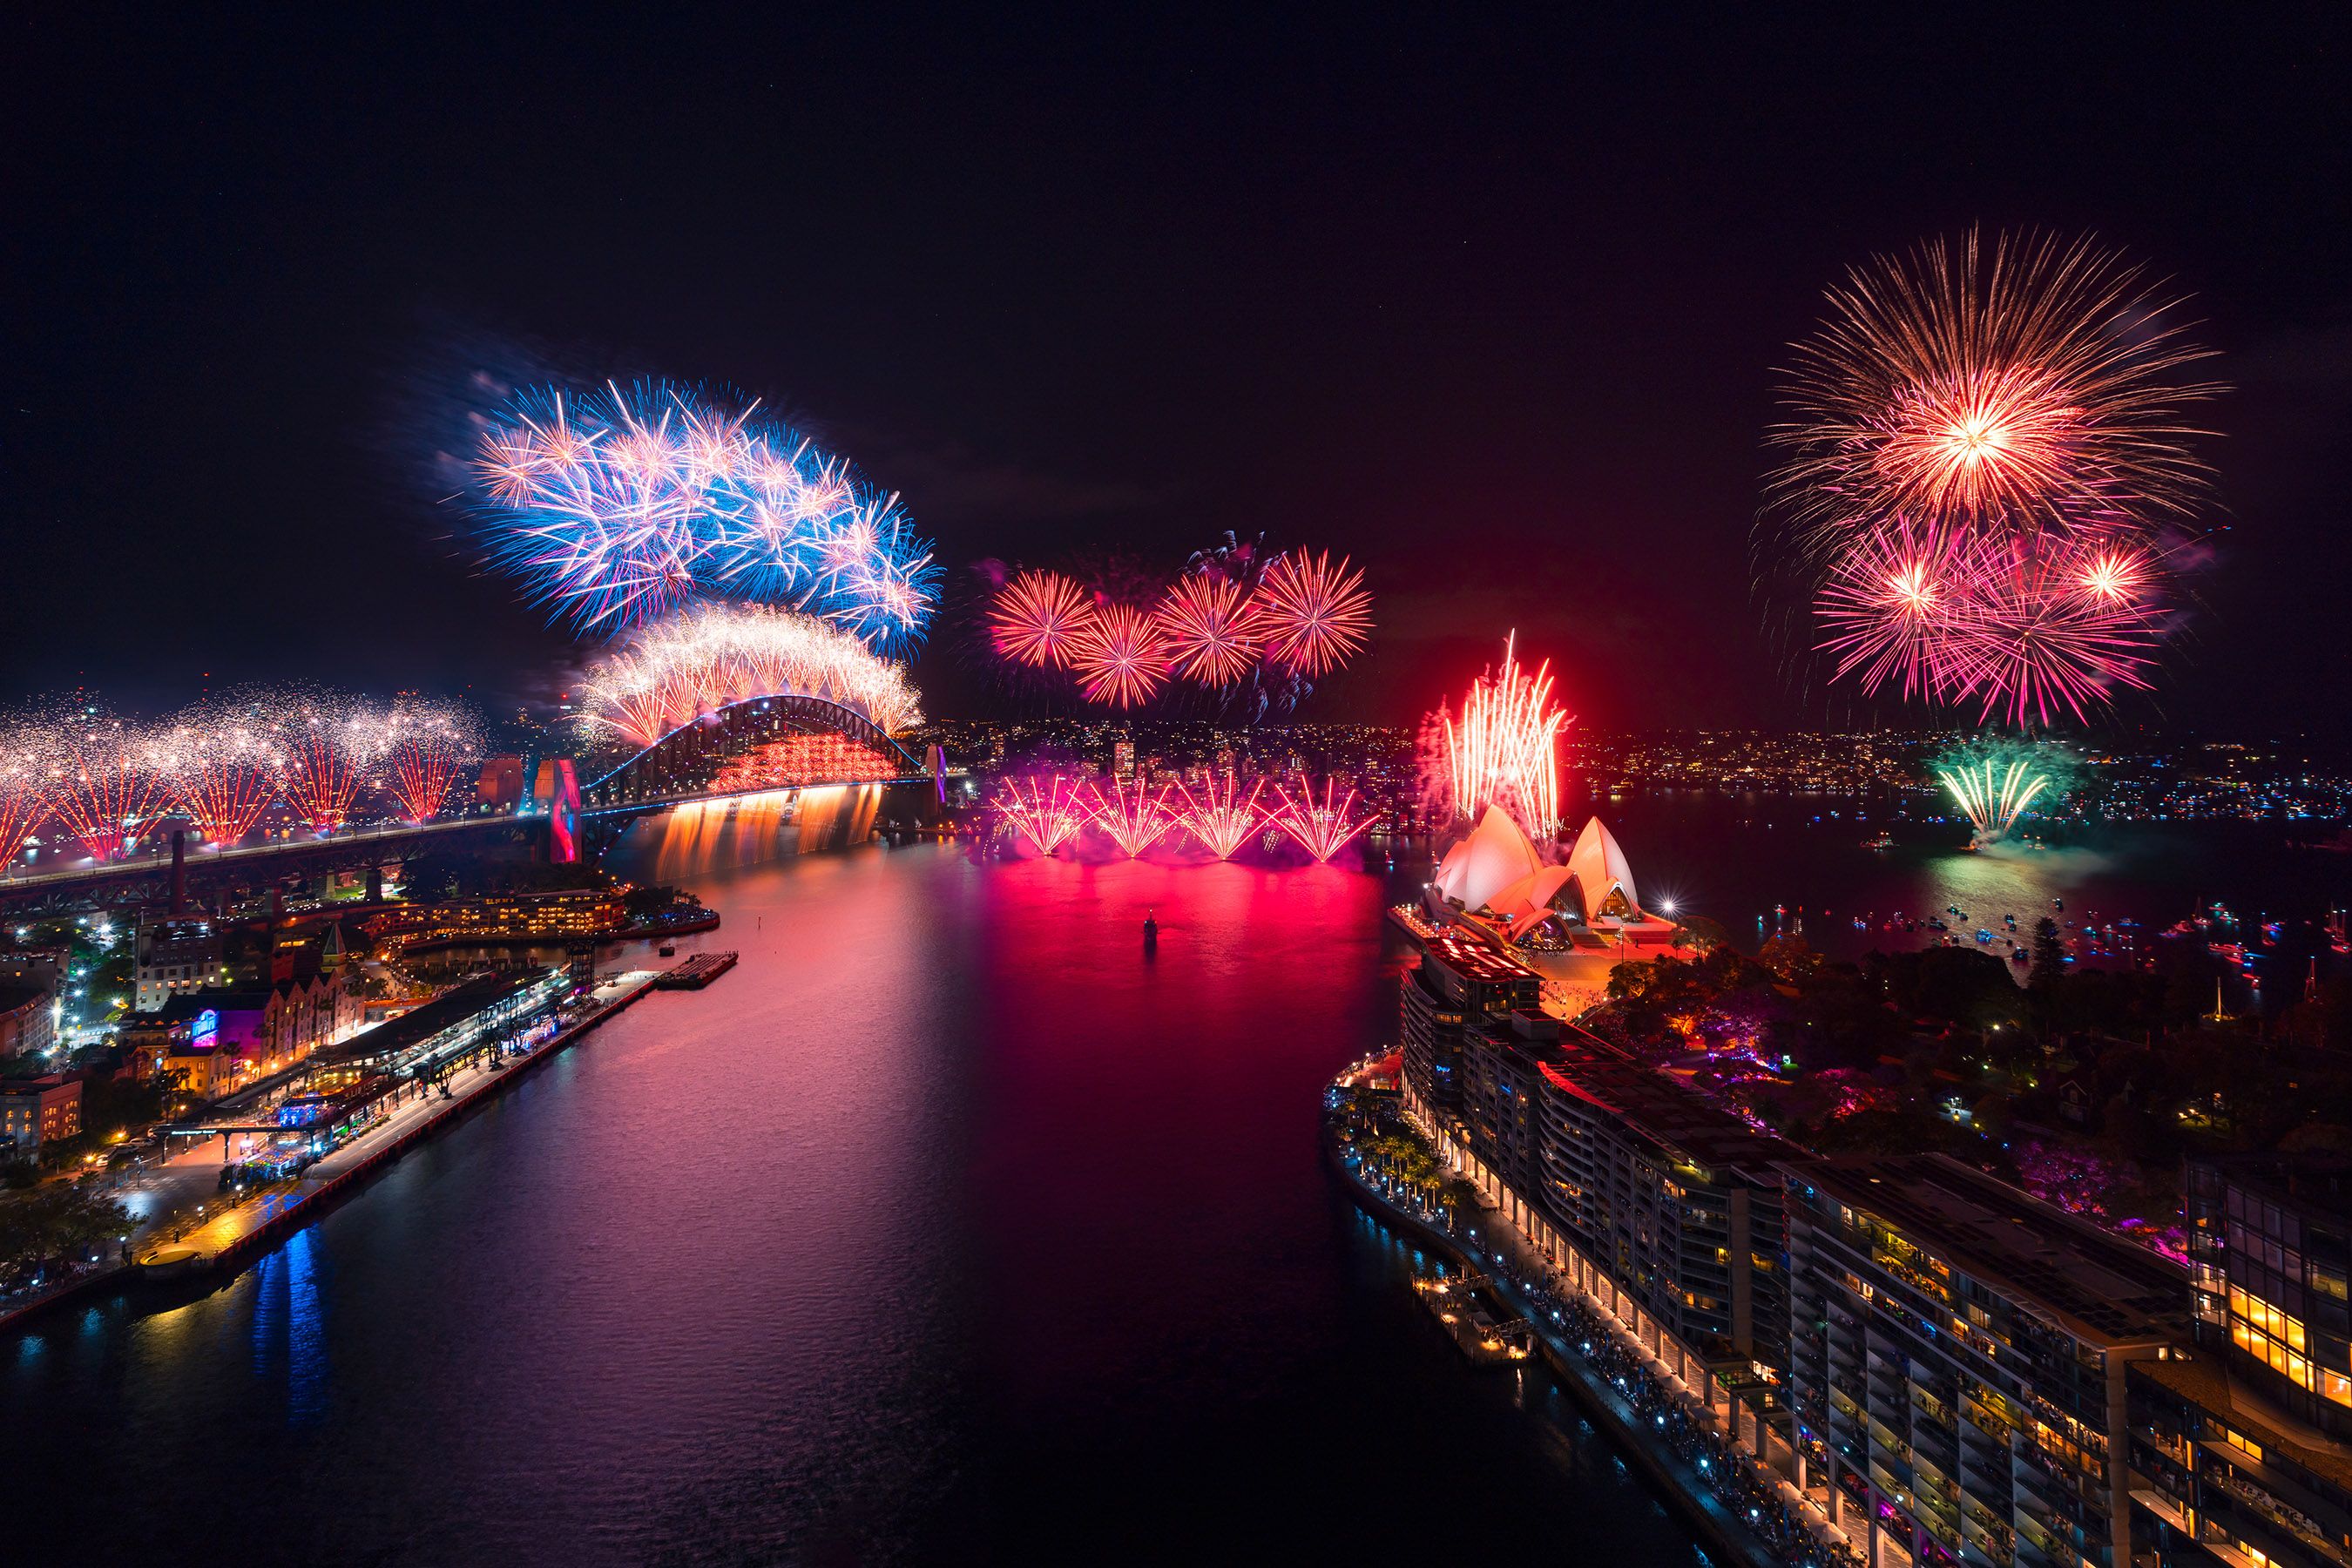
[1321,1091,1851,1568]
[0,967,670,1336]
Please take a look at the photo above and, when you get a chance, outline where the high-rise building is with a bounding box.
[1398,931,1541,1121]
[134,915,226,1012]
[2120,1154,2352,1567]
[1784,1155,2189,1568]
[1112,736,1135,780]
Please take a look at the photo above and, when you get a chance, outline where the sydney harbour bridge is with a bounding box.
[0,693,954,914]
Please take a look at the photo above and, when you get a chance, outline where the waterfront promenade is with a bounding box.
[1326,1073,1866,1568]
[0,967,668,1333]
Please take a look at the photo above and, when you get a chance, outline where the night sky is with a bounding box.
[10,12,2350,736]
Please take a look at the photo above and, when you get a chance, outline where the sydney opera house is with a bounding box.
[1427,807,1680,953]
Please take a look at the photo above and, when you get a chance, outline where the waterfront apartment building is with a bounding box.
[1398,930,1542,1120]
[2120,1153,2352,1567]
[1784,1156,2188,1568]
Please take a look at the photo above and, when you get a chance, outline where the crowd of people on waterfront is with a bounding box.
[1331,1088,1864,1568]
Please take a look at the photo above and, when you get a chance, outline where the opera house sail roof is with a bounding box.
[1430,806,1676,944]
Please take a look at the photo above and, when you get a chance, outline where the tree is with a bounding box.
[0,1183,133,1274]
[2029,917,2066,990]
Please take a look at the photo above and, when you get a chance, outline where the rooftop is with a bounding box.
[1424,930,1542,986]
[1798,1154,2188,1347]
[2134,1350,2352,1492]
[1530,1025,1801,1178]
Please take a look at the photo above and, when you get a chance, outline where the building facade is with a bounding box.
[0,1073,82,1150]
[1785,1156,2189,1568]
[1399,929,1544,1122]
[135,915,228,1012]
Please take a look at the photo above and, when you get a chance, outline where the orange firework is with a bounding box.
[1770,229,2220,549]
[1081,776,1179,857]
[988,570,1098,668]
[993,774,1089,855]
[1258,551,1372,676]
[1438,634,1571,836]
[1153,575,1263,686]
[1267,774,1379,862]
[1069,604,1170,707]
[1173,774,1267,859]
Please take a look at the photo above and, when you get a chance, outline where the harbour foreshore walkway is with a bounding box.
[0,968,666,1334]
[1325,1077,1867,1568]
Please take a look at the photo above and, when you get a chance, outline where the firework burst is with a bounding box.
[470,381,939,650]
[1082,777,1179,857]
[152,698,282,844]
[993,774,1089,855]
[0,717,47,867]
[987,570,1098,668]
[1069,604,1171,708]
[1934,739,2076,845]
[377,696,484,823]
[1154,574,1263,686]
[1268,774,1380,862]
[575,603,923,749]
[1770,229,2219,546]
[1258,551,1373,676]
[272,693,383,833]
[1173,774,1267,859]
[1436,634,1571,836]
[40,709,168,861]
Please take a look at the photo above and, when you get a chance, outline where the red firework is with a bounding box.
[152,710,280,844]
[381,698,483,824]
[0,723,45,866]
[993,774,1089,855]
[1258,551,1372,676]
[1173,774,1266,859]
[274,699,380,832]
[1813,517,1993,706]
[989,570,1098,668]
[1267,774,1379,862]
[44,716,168,861]
[1153,575,1262,686]
[1082,777,1179,857]
[1069,604,1171,707]
[1771,228,2220,545]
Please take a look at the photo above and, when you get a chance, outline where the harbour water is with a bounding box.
[13,803,2342,1564]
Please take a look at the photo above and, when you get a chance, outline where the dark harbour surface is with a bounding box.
[12,801,2344,1565]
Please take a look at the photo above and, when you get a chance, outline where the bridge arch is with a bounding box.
[578,694,923,809]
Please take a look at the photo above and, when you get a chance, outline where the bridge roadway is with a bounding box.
[0,767,950,909]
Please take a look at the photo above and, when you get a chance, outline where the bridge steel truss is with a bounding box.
[577,694,926,813]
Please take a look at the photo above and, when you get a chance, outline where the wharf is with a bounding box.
[0,969,667,1334]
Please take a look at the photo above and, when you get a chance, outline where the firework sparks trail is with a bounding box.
[42,713,168,861]
[1069,604,1171,707]
[0,720,47,866]
[1173,774,1267,859]
[575,603,923,749]
[152,701,281,844]
[1439,634,1571,836]
[1813,517,1997,706]
[993,775,1088,855]
[1769,229,2220,548]
[1268,774,1380,862]
[1081,777,1179,857]
[1937,756,2053,843]
[1153,575,1262,686]
[987,570,1098,668]
[471,381,939,650]
[1257,551,1373,676]
[273,694,383,833]
[378,696,484,823]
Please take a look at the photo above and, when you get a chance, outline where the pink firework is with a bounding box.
[1812,517,1994,706]
[1082,777,1179,857]
[994,774,1089,855]
[1268,774,1380,862]
[380,697,483,824]
[152,703,280,844]
[1955,534,2166,726]
[273,695,382,832]
[1258,551,1372,676]
[1153,575,1262,686]
[1173,774,1266,859]
[42,713,168,861]
[1439,633,1571,835]
[1069,604,1170,707]
[0,719,46,867]
[989,570,1098,669]
[1771,228,2220,546]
